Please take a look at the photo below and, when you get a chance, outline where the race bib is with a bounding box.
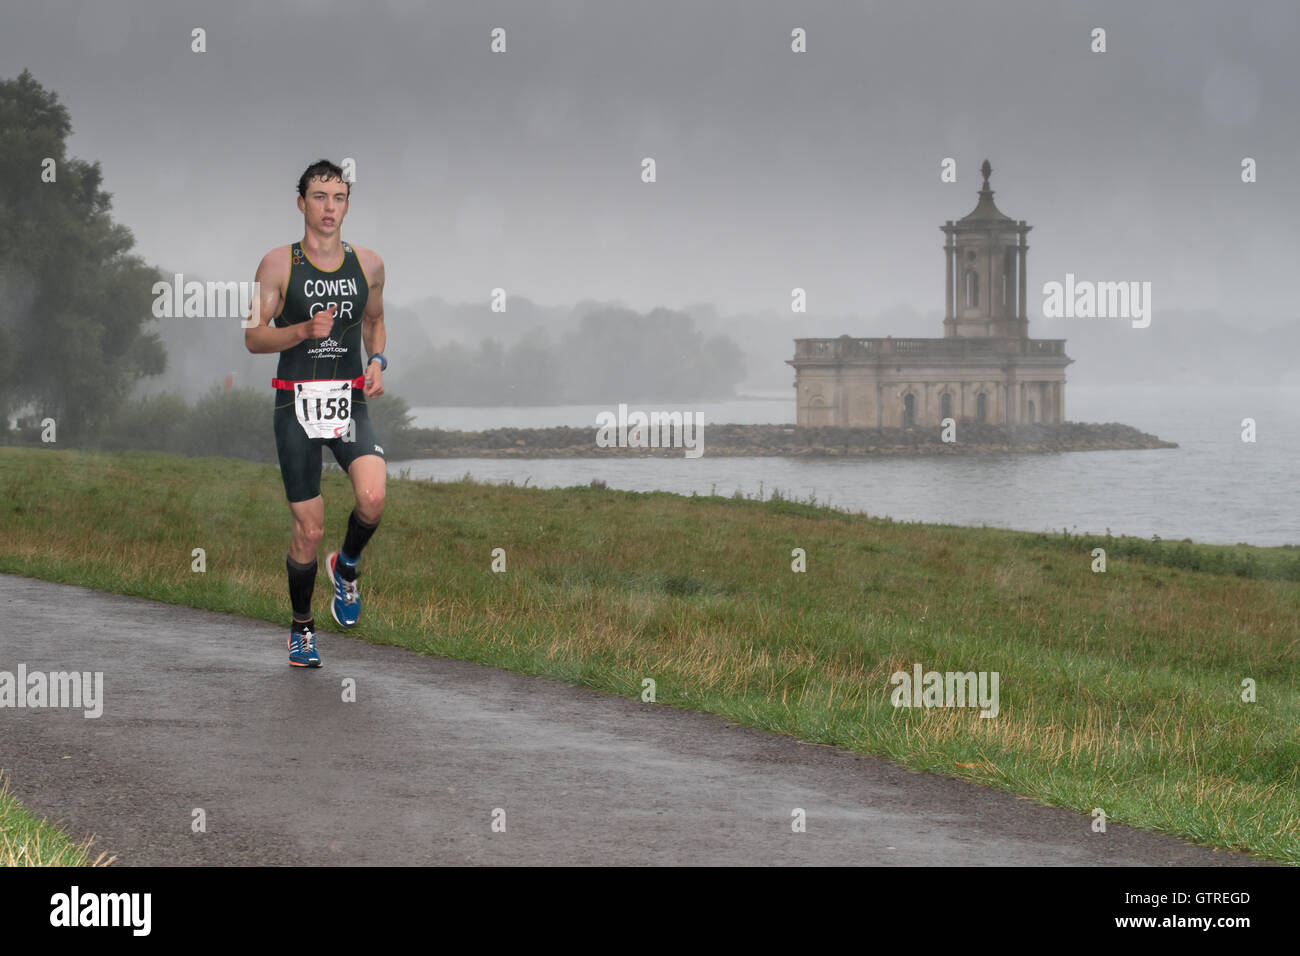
[293,379,353,439]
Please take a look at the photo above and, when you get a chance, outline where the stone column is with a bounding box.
[1018,226,1028,322]
[944,235,954,325]
[987,230,994,321]
[835,368,846,427]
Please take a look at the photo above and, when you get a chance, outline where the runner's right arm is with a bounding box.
[244,249,332,353]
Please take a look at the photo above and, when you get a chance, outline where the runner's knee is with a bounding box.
[357,486,385,521]
[292,515,325,546]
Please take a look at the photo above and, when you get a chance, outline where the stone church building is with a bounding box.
[789,161,1071,428]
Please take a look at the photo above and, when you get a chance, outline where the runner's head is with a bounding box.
[296,159,350,237]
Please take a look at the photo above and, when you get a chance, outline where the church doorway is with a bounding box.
[903,393,916,428]
[976,392,987,423]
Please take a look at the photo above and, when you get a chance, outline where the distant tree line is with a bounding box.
[388,308,746,405]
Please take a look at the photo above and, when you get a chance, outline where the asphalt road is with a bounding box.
[0,573,1265,866]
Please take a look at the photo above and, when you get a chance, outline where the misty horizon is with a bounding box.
[2,0,1296,325]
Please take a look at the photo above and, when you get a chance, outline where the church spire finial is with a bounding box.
[980,159,992,190]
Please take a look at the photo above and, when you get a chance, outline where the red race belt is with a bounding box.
[272,376,366,390]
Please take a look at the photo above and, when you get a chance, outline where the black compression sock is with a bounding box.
[338,509,379,580]
[291,617,315,634]
[286,554,317,619]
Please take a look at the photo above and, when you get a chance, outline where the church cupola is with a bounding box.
[941,160,1031,338]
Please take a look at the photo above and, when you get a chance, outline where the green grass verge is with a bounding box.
[2,446,1298,863]
[0,776,105,866]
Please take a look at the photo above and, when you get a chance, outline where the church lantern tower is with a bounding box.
[941,160,1031,339]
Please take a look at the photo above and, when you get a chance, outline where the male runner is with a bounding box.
[244,159,389,667]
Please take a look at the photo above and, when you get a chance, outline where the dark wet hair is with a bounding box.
[297,159,351,198]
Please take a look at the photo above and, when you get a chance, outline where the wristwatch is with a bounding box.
[367,352,387,371]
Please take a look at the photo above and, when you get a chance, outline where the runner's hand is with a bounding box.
[303,304,335,341]
[364,362,384,398]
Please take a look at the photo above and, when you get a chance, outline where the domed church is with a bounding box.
[789,161,1071,428]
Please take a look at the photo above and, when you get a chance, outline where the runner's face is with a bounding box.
[298,176,349,236]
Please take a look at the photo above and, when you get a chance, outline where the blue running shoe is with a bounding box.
[288,626,322,667]
[328,551,361,627]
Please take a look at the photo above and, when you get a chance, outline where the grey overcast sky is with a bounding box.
[4,0,1297,320]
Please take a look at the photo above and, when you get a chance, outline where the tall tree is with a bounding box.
[0,69,165,439]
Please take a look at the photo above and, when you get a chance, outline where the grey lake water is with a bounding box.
[391,386,1299,547]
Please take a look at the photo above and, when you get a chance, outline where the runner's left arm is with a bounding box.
[361,251,386,397]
